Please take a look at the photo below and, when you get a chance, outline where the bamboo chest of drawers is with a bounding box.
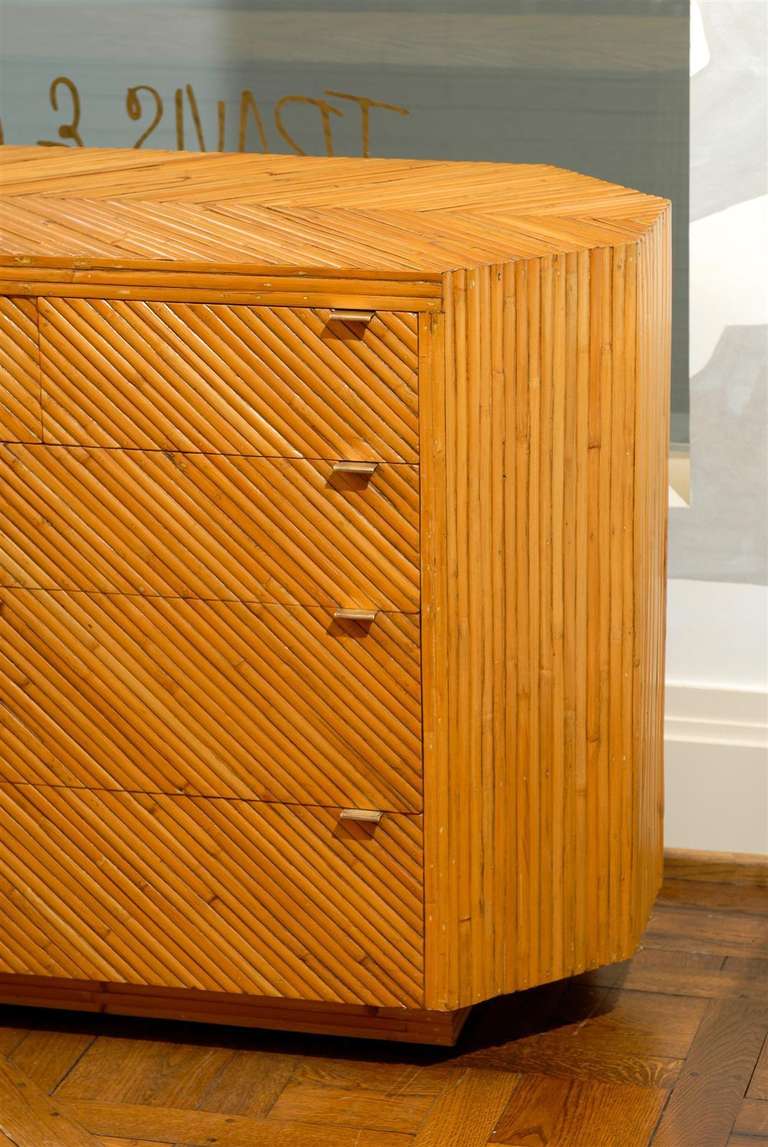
[0,148,670,1044]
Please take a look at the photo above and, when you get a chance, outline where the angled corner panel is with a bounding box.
[629,207,671,943]
[422,215,671,1009]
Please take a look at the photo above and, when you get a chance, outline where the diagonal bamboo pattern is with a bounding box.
[0,783,424,1006]
[0,588,422,810]
[39,299,419,462]
[0,297,42,443]
[0,150,669,277]
[0,444,419,610]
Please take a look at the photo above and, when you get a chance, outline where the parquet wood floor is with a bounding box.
[0,870,765,1147]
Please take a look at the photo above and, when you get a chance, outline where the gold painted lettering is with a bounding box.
[216,99,226,152]
[126,85,163,149]
[238,90,268,153]
[324,90,409,157]
[185,84,206,151]
[274,95,342,157]
[174,88,184,150]
[38,76,84,148]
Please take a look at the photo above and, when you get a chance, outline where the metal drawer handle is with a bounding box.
[333,608,377,623]
[331,460,378,477]
[328,309,374,323]
[340,809,383,824]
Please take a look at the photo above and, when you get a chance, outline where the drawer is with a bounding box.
[0,588,421,810]
[0,784,424,1007]
[0,297,42,443]
[39,299,419,462]
[0,444,419,611]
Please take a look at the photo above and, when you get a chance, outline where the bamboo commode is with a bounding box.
[0,147,670,1043]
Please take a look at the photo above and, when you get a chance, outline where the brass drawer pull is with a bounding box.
[333,608,377,623]
[328,309,374,323]
[340,809,383,824]
[331,460,378,477]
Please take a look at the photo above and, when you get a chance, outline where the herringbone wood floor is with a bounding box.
[0,870,766,1147]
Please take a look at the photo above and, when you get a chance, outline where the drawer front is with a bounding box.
[40,299,419,462]
[0,784,424,1007]
[0,297,42,443]
[0,588,421,810]
[0,445,419,611]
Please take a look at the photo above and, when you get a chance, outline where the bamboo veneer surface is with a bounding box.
[0,147,670,1035]
[1,871,766,1146]
[39,300,420,461]
[0,149,668,271]
[0,297,40,442]
[0,445,420,609]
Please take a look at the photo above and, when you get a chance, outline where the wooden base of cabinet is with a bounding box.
[0,975,471,1046]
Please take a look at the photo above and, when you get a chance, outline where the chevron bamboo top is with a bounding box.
[0,147,669,274]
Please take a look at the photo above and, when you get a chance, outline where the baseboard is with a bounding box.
[664,682,768,748]
[664,848,768,887]
[664,682,768,854]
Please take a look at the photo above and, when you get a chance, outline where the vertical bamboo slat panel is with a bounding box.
[632,211,671,942]
[422,209,671,1010]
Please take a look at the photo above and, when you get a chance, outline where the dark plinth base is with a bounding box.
[0,975,471,1046]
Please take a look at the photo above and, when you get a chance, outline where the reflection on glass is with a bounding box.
[0,0,689,440]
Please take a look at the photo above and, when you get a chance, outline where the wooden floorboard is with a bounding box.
[409,1069,519,1146]
[734,1098,768,1138]
[0,872,766,1147]
[652,999,768,1147]
[748,1037,768,1099]
[0,1057,105,1147]
[492,1074,668,1146]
